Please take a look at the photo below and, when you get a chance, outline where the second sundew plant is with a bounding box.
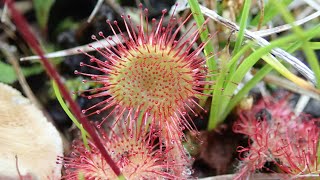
[233,97,320,179]
[60,122,184,179]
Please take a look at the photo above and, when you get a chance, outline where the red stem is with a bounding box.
[3,0,121,176]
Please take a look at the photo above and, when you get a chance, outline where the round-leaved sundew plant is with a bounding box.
[76,3,213,160]
[233,97,320,179]
[60,122,186,180]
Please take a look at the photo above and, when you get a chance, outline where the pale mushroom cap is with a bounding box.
[0,82,63,179]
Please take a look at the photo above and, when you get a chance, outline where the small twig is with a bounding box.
[257,0,264,30]
[289,0,307,9]
[294,95,310,115]
[1,3,16,30]
[15,155,23,180]
[291,170,320,179]
[243,71,269,99]
[14,1,33,13]
[0,42,41,108]
[263,73,320,100]
[303,0,320,11]
[1,1,33,31]
[255,10,320,37]
[297,6,314,20]
[198,174,233,180]
[87,0,104,23]
[1,3,8,22]
[20,34,122,61]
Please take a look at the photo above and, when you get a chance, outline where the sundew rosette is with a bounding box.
[76,3,213,160]
[60,122,190,179]
[233,98,320,179]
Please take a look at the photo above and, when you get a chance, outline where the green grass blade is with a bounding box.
[230,0,252,74]
[52,80,90,149]
[188,0,216,71]
[260,54,312,88]
[303,43,320,87]
[80,124,90,150]
[310,42,320,50]
[208,56,228,130]
[32,0,55,30]
[221,64,273,121]
[207,42,253,130]
[227,42,253,69]
[188,0,217,106]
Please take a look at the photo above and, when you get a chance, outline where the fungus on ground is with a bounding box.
[0,82,63,179]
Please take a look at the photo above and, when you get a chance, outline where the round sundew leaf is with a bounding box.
[76,8,212,152]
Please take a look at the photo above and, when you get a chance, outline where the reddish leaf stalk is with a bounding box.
[3,0,121,176]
